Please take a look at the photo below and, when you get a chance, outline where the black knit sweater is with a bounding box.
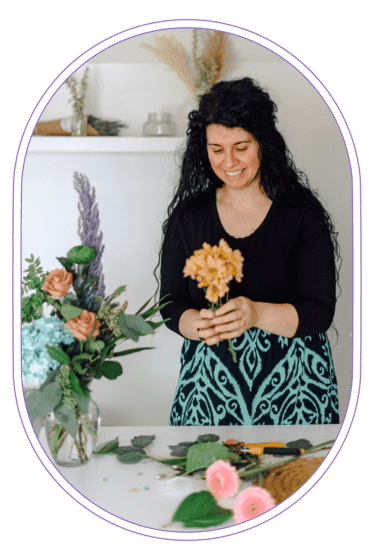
[160,193,336,338]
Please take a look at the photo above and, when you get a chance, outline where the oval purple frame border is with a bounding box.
[12,18,361,541]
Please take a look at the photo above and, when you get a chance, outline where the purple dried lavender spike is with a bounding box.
[73,172,105,303]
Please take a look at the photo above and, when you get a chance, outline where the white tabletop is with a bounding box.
[38,424,341,532]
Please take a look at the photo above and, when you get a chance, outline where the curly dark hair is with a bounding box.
[159,77,340,267]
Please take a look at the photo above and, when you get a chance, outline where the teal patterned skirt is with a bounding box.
[170,329,339,425]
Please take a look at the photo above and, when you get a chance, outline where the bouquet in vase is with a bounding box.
[22,173,168,466]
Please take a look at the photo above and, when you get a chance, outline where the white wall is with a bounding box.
[22,29,352,426]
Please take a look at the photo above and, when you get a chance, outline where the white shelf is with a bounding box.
[27,136,186,153]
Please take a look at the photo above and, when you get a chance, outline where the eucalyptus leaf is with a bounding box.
[118,315,139,342]
[117,451,146,464]
[177,442,196,448]
[172,491,233,528]
[28,381,63,420]
[98,361,123,380]
[95,437,119,454]
[184,442,241,475]
[286,439,313,450]
[59,303,83,320]
[54,404,77,438]
[197,434,220,443]
[46,345,71,365]
[72,392,90,415]
[115,445,147,457]
[25,389,42,418]
[122,314,154,335]
[168,445,188,457]
[86,339,105,353]
[131,435,155,448]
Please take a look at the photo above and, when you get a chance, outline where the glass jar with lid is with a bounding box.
[143,112,176,137]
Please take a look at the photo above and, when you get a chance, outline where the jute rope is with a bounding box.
[253,456,325,505]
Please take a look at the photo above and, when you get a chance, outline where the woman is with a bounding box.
[159,77,340,426]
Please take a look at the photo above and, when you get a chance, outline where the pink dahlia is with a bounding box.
[234,487,275,522]
[206,460,240,499]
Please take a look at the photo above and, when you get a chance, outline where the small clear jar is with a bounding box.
[143,112,176,137]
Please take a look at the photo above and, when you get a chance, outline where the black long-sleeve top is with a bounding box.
[160,192,336,338]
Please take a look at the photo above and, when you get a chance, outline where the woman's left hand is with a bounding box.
[210,297,258,341]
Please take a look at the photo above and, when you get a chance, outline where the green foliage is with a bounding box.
[22,254,46,295]
[21,255,47,323]
[46,345,71,365]
[172,491,232,528]
[196,433,220,443]
[25,381,62,421]
[112,346,154,357]
[59,303,83,320]
[55,256,74,273]
[69,369,86,398]
[95,437,119,454]
[22,294,44,324]
[73,391,91,415]
[117,449,146,464]
[118,314,154,342]
[66,245,96,264]
[157,457,187,468]
[168,445,189,457]
[54,403,78,438]
[86,339,105,353]
[97,360,123,380]
[184,442,241,475]
[131,435,155,448]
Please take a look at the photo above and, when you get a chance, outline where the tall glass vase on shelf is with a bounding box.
[71,104,87,136]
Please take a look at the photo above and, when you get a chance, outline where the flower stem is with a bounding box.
[228,340,237,363]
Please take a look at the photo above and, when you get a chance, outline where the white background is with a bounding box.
[22,28,353,426]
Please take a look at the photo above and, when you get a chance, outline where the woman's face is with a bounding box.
[206,124,262,191]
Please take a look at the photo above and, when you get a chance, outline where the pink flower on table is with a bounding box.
[234,487,275,522]
[206,460,240,499]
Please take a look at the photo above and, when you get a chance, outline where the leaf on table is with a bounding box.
[131,435,155,448]
[286,439,313,450]
[172,491,233,528]
[117,451,146,464]
[168,445,189,457]
[184,442,241,475]
[197,434,220,443]
[116,446,146,456]
[94,437,119,454]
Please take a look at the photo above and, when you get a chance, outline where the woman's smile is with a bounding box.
[206,124,262,190]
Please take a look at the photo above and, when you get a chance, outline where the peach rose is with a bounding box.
[65,309,101,340]
[42,268,73,298]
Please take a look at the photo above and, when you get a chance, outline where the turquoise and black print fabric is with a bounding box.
[170,329,339,425]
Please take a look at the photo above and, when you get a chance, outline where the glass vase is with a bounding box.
[45,400,100,467]
[71,108,87,136]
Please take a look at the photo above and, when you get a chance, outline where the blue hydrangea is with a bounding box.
[22,317,75,385]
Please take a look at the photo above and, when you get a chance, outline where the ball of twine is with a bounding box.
[253,457,325,505]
